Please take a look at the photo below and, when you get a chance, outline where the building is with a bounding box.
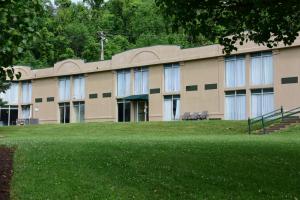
[1,39,300,125]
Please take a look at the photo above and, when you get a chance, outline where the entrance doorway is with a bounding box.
[118,100,131,122]
[135,101,148,122]
[59,103,70,124]
[0,106,18,126]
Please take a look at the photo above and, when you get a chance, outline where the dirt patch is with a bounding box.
[0,147,14,200]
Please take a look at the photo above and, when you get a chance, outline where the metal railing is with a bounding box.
[248,106,300,134]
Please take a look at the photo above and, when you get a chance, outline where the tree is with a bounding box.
[0,0,43,102]
[155,0,300,53]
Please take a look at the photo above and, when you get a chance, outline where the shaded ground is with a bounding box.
[0,147,14,200]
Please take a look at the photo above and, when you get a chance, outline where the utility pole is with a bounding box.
[98,31,106,61]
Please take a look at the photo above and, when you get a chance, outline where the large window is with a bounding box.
[0,105,18,126]
[225,56,246,88]
[73,75,85,100]
[134,67,149,95]
[251,52,273,85]
[59,77,70,102]
[163,95,180,121]
[22,81,32,104]
[251,88,274,118]
[74,102,85,122]
[117,70,131,97]
[164,63,180,92]
[59,103,70,124]
[225,90,246,120]
[0,82,19,105]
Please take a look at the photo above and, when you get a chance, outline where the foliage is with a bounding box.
[155,0,300,54]
[16,0,207,68]
[0,121,300,199]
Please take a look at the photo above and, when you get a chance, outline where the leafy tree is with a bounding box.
[0,0,43,103]
[155,0,300,53]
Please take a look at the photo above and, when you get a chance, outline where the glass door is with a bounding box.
[118,100,131,122]
[59,103,70,124]
[136,101,149,122]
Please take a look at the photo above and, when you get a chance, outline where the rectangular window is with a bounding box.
[205,83,218,90]
[186,85,198,91]
[73,102,85,123]
[150,88,160,94]
[117,100,131,122]
[281,77,298,84]
[164,63,180,92]
[163,95,180,121]
[35,98,42,103]
[117,70,131,97]
[89,93,98,99]
[225,56,245,88]
[134,67,149,95]
[102,92,112,98]
[225,90,246,120]
[59,77,70,101]
[73,75,85,100]
[251,52,273,85]
[0,82,19,105]
[59,102,70,124]
[251,88,274,117]
[22,81,32,104]
[21,105,31,119]
[47,97,55,102]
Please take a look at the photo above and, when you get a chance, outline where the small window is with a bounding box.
[150,88,160,94]
[281,77,298,84]
[205,83,217,90]
[47,97,54,102]
[89,93,98,99]
[186,85,198,91]
[102,93,112,98]
[35,98,42,103]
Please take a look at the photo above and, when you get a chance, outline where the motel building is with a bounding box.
[1,39,300,125]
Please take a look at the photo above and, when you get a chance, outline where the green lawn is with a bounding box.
[0,121,299,200]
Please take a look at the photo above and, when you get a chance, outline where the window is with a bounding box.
[251,52,273,85]
[0,105,18,126]
[117,100,131,122]
[163,95,180,121]
[22,81,32,104]
[59,103,70,124]
[251,88,274,117]
[225,90,246,120]
[164,63,180,92]
[59,77,70,101]
[73,75,85,100]
[225,56,245,88]
[117,70,131,97]
[73,102,85,123]
[21,105,31,119]
[134,67,149,95]
[0,82,19,105]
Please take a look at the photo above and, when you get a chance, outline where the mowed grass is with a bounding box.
[0,121,300,200]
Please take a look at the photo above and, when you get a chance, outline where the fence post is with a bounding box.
[281,106,284,120]
[262,116,266,134]
[248,117,251,134]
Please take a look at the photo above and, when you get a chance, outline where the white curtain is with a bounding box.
[263,55,273,85]
[225,60,235,88]
[175,98,180,120]
[22,83,28,104]
[65,78,70,100]
[125,71,131,96]
[251,94,262,117]
[10,83,18,105]
[236,95,246,120]
[164,67,172,92]
[262,93,274,115]
[80,77,85,99]
[173,65,180,92]
[142,70,149,94]
[73,77,80,99]
[251,56,262,85]
[28,83,32,103]
[163,98,172,121]
[59,79,65,101]
[225,95,235,120]
[134,71,142,94]
[236,59,245,87]
[22,106,31,119]
[117,72,124,97]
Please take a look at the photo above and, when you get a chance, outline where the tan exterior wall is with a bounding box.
[3,42,300,125]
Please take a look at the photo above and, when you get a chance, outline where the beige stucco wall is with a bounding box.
[85,71,116,122]
[149,65,163,121]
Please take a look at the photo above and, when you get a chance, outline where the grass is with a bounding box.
[0,121,300,200]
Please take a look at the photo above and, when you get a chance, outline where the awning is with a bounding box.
[122,94,149,101]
